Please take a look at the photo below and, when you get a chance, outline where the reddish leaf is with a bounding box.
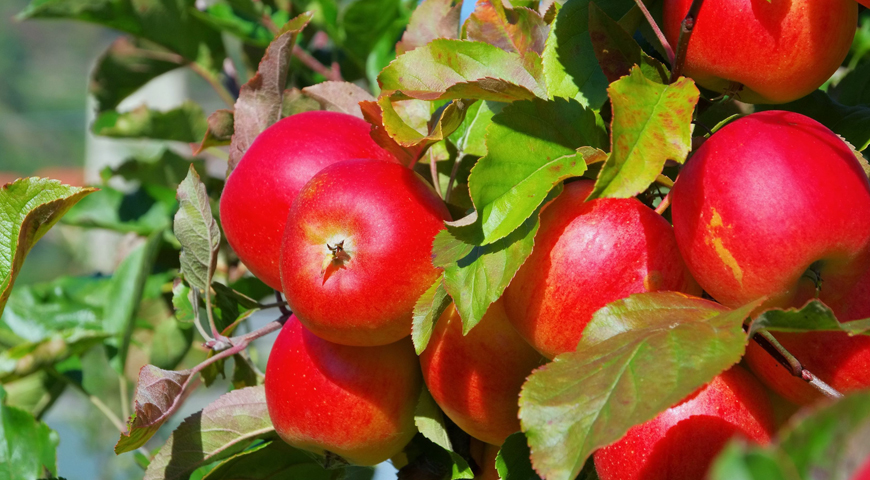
[396,0,463,55]
[463,0,549,62]
[115,365,193,454]
[301,81,375,119]
[360,100,426,166]
[588,2,668,84]
[193,109,234,155]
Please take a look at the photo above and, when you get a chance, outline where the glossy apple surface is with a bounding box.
[671,111,870,312]
[420,300,545,445]
[220,111,396,290]
[281,158,450,346]
[594,366,776,480]
[664,0,856,104]
[264,316,421,465]
[503,180,699,359]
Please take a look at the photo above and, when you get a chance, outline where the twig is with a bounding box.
[293,45,342,81]
[669,0,705,83]
[49,368,126,433]
[190,289,213,343]
[633,0,675,65]
[751,330,844,400]
[654,192,671,215]
[275,290,292,317]
[429,150,443,199]
[189,62,236,107]
[445,154,466,201]
[204,287,229,349]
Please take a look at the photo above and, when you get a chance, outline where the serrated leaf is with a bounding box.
[143,386,275,480]
[519,292,762,480]
[61,185,175,235]
[0,178,96,318]
[174,166,220,293]
[587,67,698,200]
[496,432,542,480]
[542,0,634,107]
[415,388,453,452]
[0,385,59,480]
[92,101,208,142]
[749,300,870,337]
[301,81,375,118]
[202,440,334,480]
[457,97,607,245]
[379,39,547,102]
[381,97,475,152]
[228,12,313,173]
[412,277,452,355]
[396,0,462,54]
[90,36,182,113]
[116,365,193,453]
[463,0,548,62]
[359,100,426,166]
[193,109,235,155]
[588,2,669,84]
[757,90,870,151]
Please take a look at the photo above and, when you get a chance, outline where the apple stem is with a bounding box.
[669,0,705,83]
[752,330,844,400]
[633,0,675,65]
[654,192,671,215]
[430,150,444,199]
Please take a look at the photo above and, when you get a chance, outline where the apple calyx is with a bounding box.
[321,240,351,277]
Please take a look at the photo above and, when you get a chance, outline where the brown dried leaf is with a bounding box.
[301,81,375,119]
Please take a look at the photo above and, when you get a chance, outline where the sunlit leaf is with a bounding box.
[174,166,220,293]
[749,300,870,337]
[116,365,193,453]
[396,0,462,54]
[412,277,451,355]
[463,0,548,62]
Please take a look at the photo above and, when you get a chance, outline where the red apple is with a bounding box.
[420,299,545,446]
[264,316,422,465]
[503,180,699,359]
[593,366,776,480]
[281,158,450,346]
[855,454,870,480]
[663,0,857,104]
[671,111,870,313]
[220,111,396,290]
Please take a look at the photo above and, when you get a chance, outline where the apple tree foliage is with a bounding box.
[1,0,870,479]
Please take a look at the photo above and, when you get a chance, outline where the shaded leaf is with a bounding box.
[149,318,193,371]
[61,186,175,235]
[360,100,426,166]
[143,386,275,480]
[0,178,96,318]
[837,61,870,107]
[193,110,235,155]
[302,81,375,118]
[381,97,475,152]
[202,440,334,480]
[100,150,203,189]
[396,0,462,54]
[191,2,286,47]
[341,0,405,64]
[749,300,870,337]
[412,277,452,355]
[0,385,59,479]
[588,2,669,84]
[588,67,698,200]
[757,90,870,151]
[519,292,762,480]
[542,0,634,107]
[463,0,548,62]
[496,432,541,480]
[379,39,547,102]
[174,166,220,293]
[92,101,208,142]
[708,442,798,480]
[228,13,313,173]
[448,100,503,157]
[116,365,193,454]
[0,330,109,383]
[281,88,324,117]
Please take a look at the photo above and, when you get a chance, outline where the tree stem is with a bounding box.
[669,0,705,83]
[429,150,443,199]
[751,330,844,400]
[633,0,675,65]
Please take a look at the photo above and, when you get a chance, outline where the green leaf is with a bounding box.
[0,178,96,318]
[194,110,235,155]
[400,435,474,480]
[100,150,203,189]
[588,2,669,84]
[588,68,698,200]
[0,385,59,480]
[174,166,220,293]
[757,90,870,151]
[0,330,109,383]
[379,39,548,102]
[61,186,174,235]
[104,232,164,373]
[143,386,276,480]
[90,37,182,113]
[396,0,462,55]
[749,300,870,337]
[415,388,453,452]
[519,292,762,480]
[496,432,542,480]
[836,61,870,107]
[191,2,284,47]
[92,101,208,142]
[149,317,193,370]
[228,12,313,172]
[450,100,503,157]
[542,0,634,108]
[463,0,548,62]
[708,442,798,480]
[359,100,427,166]
[412,277,452,355]
[380,97,475,151]
[433,202,545,334]
[340,0,404,65]
[460,97,607,245]
[202,440,334,480]
[116,365,192,453]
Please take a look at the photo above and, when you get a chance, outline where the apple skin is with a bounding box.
[281,158,451,346]
[219,111,396,290]
[671,111,870,313]
[663,0,857,104]
[503,180,700,359]
[855,455,870,480]
[264,316,422,465]
[593,366,776,480]
[420,299,545,446]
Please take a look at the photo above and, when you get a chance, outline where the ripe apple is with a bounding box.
[593,366,776,480]
[420,299,545,446]
[281,158,451,346]
[264,316,422,465]
[219,111,396,290]
[663,0,857,104]
[855,454,870,480]
[671,111,870,313]
[503,180,700,359]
